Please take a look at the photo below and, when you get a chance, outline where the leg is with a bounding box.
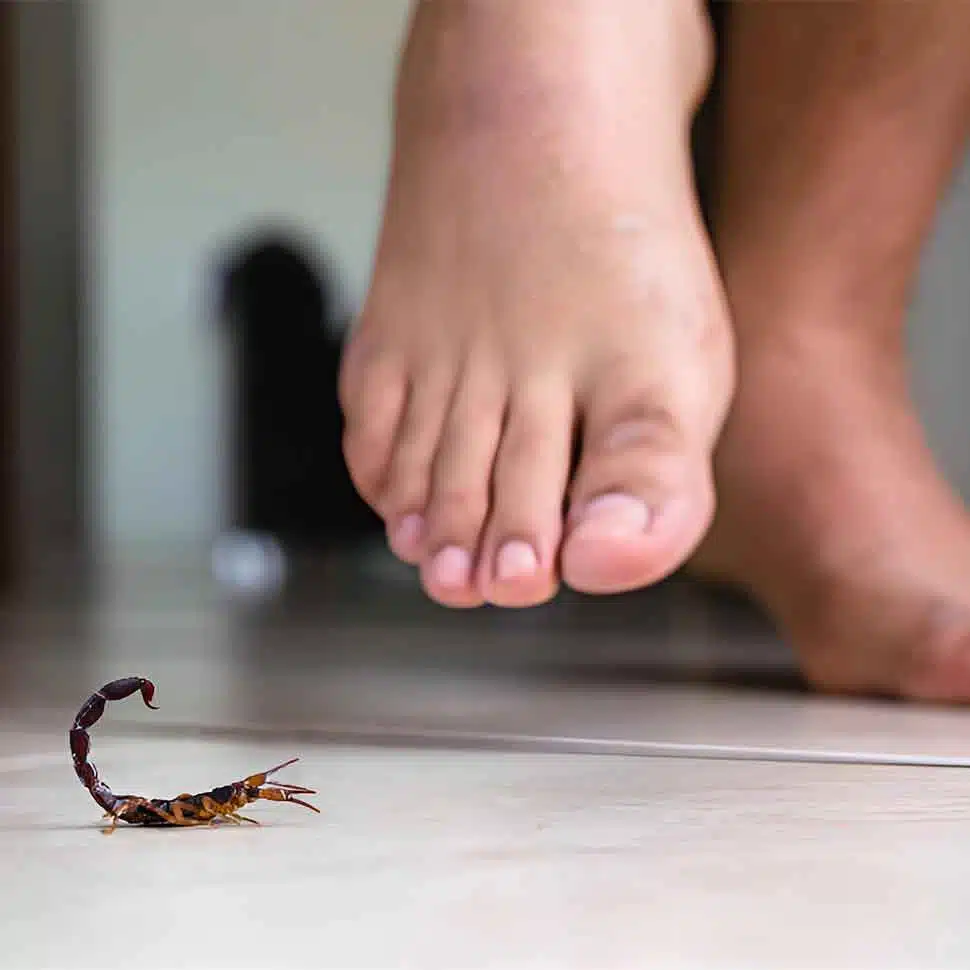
[101,811,122,836]
[340,0,734,607]
[146,799,207,827]
[99,798,202,833]
[693,0,970,699]
[230,813,261,825]
[198,796,245,825]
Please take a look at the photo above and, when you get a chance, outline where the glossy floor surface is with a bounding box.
[3,546,970,968]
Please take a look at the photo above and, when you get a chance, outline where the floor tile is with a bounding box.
[4,559,970,767]
[3,731,969,969]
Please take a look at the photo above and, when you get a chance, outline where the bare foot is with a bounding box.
[340,0,733,608]
[692,0,970,701]
[693,324,970,701]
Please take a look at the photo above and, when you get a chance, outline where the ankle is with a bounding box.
[396,0,714,143]
[723,276,910,386]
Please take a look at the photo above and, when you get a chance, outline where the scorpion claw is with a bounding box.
[256,787,322,813]
[271,781,316,795]
[240,758,320,815]
[242,757,302,789]
[286,796,321,814]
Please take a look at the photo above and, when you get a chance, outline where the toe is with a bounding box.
[477,379,574,607]
[339,345,408,514]
[377,369,455,564]
[387,513,426,565]
[423,545,480,608]
[420,366,506,607]
[561,380,714,595]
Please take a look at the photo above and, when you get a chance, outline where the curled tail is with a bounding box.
[70,677,159,813]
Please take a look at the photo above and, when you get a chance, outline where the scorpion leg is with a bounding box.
[101,810,124,836]
[217,809,260,825]
[100,798,144,835]
[197,796,258,826]
[160,800,209,826]
[198,796,237,824]
[111,798,206,832]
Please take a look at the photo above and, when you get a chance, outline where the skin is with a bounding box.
[341,0,970,701]
[340,0,734,609]
[692,0,970,701]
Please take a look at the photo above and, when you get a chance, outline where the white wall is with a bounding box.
[88,0,410,554]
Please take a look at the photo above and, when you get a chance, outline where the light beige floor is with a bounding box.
[3,552,970,969]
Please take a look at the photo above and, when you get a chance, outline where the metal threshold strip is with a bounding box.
[104,719,970,769]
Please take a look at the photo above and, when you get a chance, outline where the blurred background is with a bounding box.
[4,0,412,601]
[3,0,970,610]
[6,5,970,964]
[1,0,804,744]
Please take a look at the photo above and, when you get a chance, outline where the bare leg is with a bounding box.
[340,0,734,607]
[693,1,970,700]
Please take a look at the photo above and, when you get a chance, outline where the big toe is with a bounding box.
[561,386,716,595]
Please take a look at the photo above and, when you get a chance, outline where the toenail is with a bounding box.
[495,540,539,582]
[391,514,424,552]
[429,546,472,588]
[570,493,650,539]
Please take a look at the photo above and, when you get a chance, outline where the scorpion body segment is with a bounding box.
[70,677,320,833]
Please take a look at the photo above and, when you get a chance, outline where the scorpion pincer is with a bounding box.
[70,676,320,834]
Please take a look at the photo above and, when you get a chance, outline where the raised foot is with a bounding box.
[340,0,732,609]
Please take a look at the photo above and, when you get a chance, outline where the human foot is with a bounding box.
[691,0,970,701]
[693,323,970,702]
[340,0,734,607]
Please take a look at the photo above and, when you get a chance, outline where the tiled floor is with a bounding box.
[3,547,970,968]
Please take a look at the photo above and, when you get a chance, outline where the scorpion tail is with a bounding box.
[72,677,158,732]
[70,677,159,817]
[99,677,159,710]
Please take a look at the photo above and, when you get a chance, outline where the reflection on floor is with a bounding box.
[3,545,970,968]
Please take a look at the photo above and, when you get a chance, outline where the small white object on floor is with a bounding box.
[210,530,286,598]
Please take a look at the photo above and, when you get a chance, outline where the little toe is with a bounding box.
[478,381,573,607]
[339,348,409,513]
[562,386,714,595]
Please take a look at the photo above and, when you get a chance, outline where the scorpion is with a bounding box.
[70,676,320,833]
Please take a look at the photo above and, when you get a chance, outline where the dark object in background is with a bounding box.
[218,231,382,550]
[0,6,16,596]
